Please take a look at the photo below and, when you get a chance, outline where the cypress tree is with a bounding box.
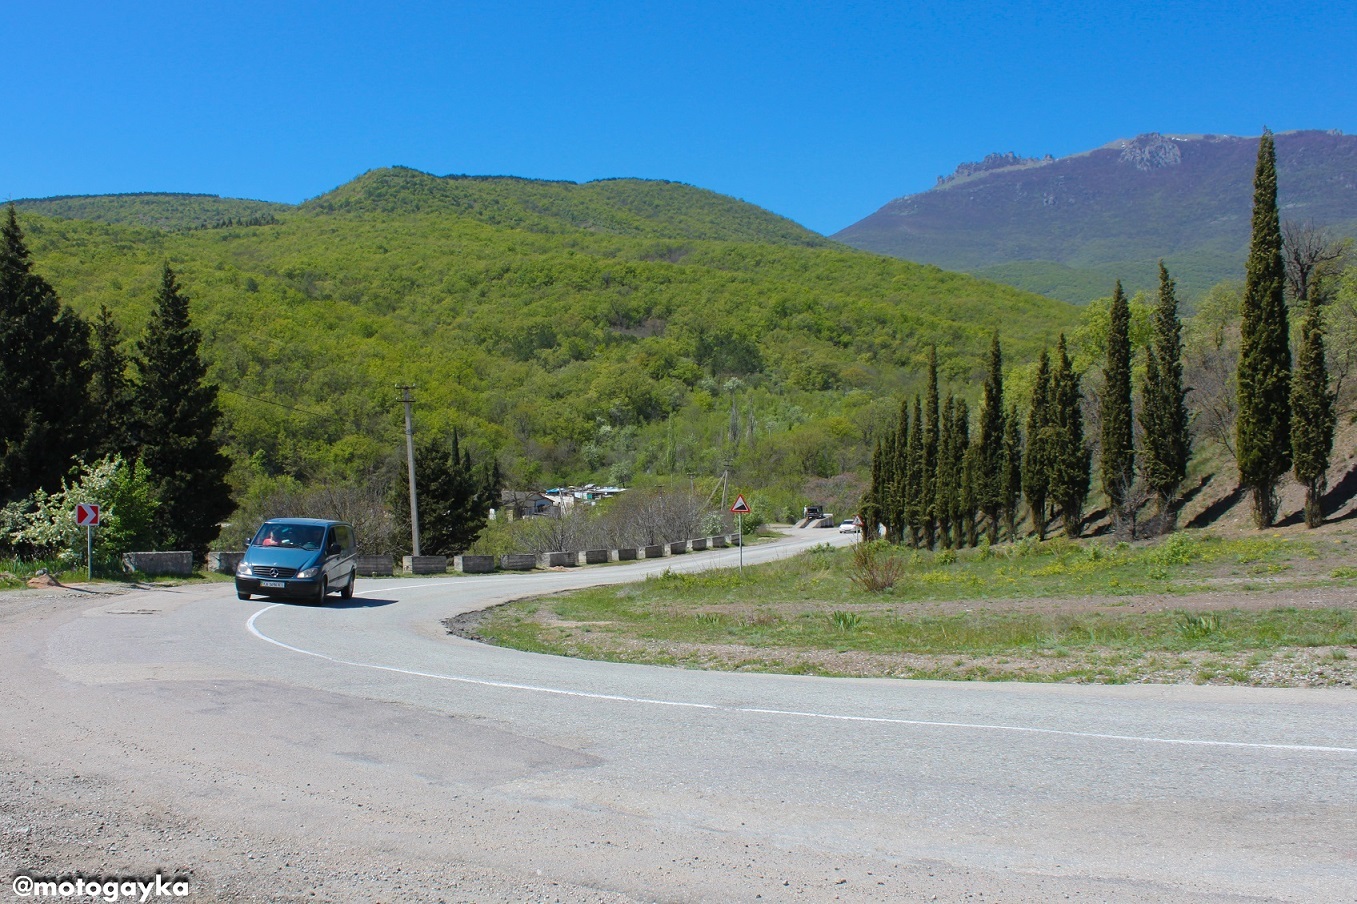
[922,348,940,549]
[1001,404,1023,541]
[1291,291,1335,528]
[955,400,978,547]
[89,304,137,461]
[134,264,233,559]
[1050,335,1090,538]
[1236,130,1292,528]
[935,395,956,549]
[399,428,494,556]
[904,396,925,548]
[888,398,910,542]
[862,437,884,541]
[879,428,901,542]
[978,333,1006,543]
[1023,349,1053,540]
[0,206,93,502]
[1100,281,1135,537]
[1139,262,1191,534]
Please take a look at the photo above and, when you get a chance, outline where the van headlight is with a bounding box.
[236,563,253,576]
[296,566,320,579]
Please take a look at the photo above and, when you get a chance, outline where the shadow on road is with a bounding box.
[323,596,398,609]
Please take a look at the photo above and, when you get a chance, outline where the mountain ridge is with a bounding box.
[15,167,831,247]
[836,129,1357,303]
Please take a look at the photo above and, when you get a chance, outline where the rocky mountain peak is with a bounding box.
[1118,133,1183,171]
[936,151,1054,187]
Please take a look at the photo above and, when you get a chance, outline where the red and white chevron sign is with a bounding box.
[75,504,100,527]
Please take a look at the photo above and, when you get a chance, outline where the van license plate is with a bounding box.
[261,580,286,589]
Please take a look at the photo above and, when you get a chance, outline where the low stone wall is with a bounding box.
[355,555,394,576]
[206,551,243,574]
[709,536,728,548]
[402,555,448,575]
[614,548,638,561]
[500,554,536,571]
[538,551,575,568]
[453,555,495,574]
[668,541,688,555]
[579,549,610,565]
[690,538,708,551]
[641,545,665,558]
[122,551,193,576]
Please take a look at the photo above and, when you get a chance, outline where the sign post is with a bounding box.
[730,494,752,576]
[75,504,101,581]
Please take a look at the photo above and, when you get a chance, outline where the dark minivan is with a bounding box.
[235,518,358,603]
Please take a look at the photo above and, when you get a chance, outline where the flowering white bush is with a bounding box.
[3,457,160,566]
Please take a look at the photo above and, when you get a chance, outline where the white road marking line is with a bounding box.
[246,604,1357,755]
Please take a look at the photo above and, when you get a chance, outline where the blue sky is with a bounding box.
[8,1,1356,234]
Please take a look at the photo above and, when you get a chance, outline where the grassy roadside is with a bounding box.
[456,529,1357,687]
[0,556,235,590]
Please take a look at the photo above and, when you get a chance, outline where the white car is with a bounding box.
[838,520,859,533]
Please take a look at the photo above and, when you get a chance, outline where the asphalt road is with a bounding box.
[2,530,1355,903]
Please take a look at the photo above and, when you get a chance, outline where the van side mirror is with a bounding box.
[327,542,341,557]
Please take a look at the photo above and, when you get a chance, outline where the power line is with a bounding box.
[218,387,327,419]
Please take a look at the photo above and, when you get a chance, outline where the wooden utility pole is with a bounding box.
[399,385,421,556]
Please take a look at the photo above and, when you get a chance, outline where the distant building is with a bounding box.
[544,484,626,508]
[499,490,557,520]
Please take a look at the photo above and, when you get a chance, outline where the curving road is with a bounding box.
[2,530,1355,903]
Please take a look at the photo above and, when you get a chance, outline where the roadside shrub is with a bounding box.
[849,540,904,593]
[1153,532,1201,567]
[828,610,862,631]
[1177,611,1222,640]
[2,457,159,568]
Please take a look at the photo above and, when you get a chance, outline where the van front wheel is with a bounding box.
[315,577,328,605]
[340,572,355,600]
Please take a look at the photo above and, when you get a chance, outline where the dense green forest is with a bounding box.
[14,170,1080,530]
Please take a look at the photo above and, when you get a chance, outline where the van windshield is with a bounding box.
[252,524,325,551]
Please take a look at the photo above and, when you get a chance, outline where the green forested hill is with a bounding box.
[302,168,833,244]
[14,170,1080,509]
[14,193,287,231]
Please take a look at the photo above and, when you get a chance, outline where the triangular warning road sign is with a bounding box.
[730,494,752,514]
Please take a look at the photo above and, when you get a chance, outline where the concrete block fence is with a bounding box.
[356,555,394,576]
[206,551,244,574]
[123,551,193,576]
[209,535,743,580]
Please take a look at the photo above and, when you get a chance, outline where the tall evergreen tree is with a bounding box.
[1050,335,1090,538]
[134,264,233,559]
[904,397,925,548]
[1139,262,1191,534]
[397,429,496,556]
[1291,290,1335,528]
[0,206,93,502]
[1022,349,1053,540]
[887,398,910,542]
[1001,404,1023,541]
[862,437,884,541]
[89,304,137,461]
[977,332,1006,543]
[922,348,940,549]
[935,395,956,549]
[955,400,978,547]
[1236,130,1292,528]
[880,429,902,542]
[1100,281,1136,537]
